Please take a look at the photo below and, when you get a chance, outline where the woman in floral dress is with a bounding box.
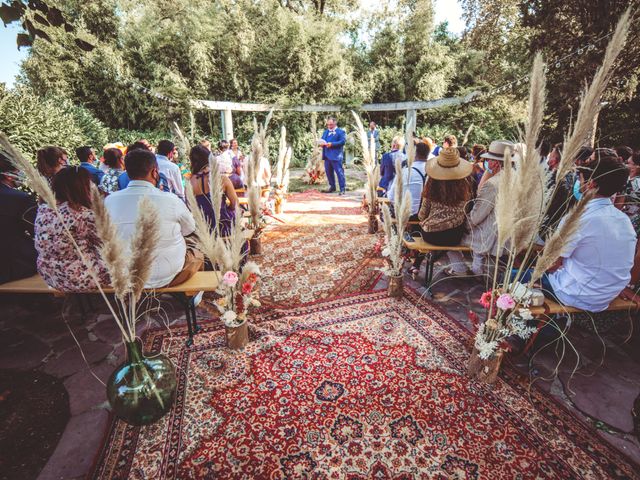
[99,148,125,194]
[35,167,110,291]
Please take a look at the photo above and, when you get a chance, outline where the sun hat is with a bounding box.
[480,140,516,162]
[426,147,473,180]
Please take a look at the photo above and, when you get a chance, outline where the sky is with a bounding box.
[0,0,465,88]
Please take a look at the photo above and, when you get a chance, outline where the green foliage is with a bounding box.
[0,85,109,161]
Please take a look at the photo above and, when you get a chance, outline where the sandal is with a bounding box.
[408,266,419,280]
[442,267,469,277]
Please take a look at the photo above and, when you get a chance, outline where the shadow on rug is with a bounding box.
[0,369,70,480]
[92,289,639,479]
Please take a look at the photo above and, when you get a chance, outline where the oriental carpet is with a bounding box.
[92,289,640,479]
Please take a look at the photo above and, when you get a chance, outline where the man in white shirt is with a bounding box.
[543,151,636,311]
[105,149,204,288]
[387,142,429,218]
[156,140,185,200]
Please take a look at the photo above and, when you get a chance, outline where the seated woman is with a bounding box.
[410,147,473,277]
[229,138,246,188]
[36,146,68,183]
[99,148,125,194]
[35,167,110,292]
[189,145,238,236]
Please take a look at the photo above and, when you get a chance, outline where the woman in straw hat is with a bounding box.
[408,147,473,277]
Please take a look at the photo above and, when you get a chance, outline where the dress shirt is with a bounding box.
[156,155,185,199]
[104,180,196,288]
[387,160,427,216]
[548,197,636,311]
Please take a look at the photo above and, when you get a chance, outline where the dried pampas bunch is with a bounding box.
[352,111,380,213]
[275,125,292,191]
[171,122,191,160]
[405,110,416,171]
[556,8,630,181]
[185,181,217,262]
[212,206,246,272]
[495,146,515,252]
[208,152,223,237]
[253,109,273,160]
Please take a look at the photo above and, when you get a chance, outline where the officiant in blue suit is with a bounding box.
[320,116,347,195]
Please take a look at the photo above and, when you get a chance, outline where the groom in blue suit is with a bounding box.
[321,116,346,195]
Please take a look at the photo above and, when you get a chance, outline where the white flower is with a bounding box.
[517,308,533,321]
[222,310,237,325]
[381,247,390,257]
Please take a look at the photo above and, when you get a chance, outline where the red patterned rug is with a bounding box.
[92,289,639,479]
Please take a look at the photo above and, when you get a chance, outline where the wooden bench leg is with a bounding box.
[172,293,195,346]
[424,252,434,296]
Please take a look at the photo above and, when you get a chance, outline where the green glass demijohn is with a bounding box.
[106,340,177,426]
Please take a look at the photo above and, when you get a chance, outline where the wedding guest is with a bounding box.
[368,121,381,160]
[77,146,104,185]
[432,134,457,157]
[470,144,486,193]
[106,148,203,288]
[35,166,110,291]
[99,148,125,194]
[118,142,172,193]
[216,140,233,175]
[541,152,635,311]
[387,142,430,218]
[620,150,640,233]
[229,138,246,188]
[422,137,436,159]
[451,140,514,276]
[189,145,238,236]
[378,136,405,195]
[200,139,212,151]
[36,146,68,182]
[0,153,38,284]
[156,140,185,199]
[409,147,473,277]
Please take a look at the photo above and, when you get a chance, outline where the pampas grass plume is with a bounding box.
[208,152,223,235]
[0,132,57,208]
[90,185,130,300]
[185,182,217,262]
[128,196,160,303]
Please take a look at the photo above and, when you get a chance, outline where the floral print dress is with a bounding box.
[99,168,124,194]
[35,202,110,292]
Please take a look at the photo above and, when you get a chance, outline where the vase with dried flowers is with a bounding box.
[352,112,381,234]
[469,9,630,383]
[0,133,176,425]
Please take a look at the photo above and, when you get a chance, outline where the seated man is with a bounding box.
[105,149,204,288]
[378,136,405,196]
[0,153,38,283]
[386,141,430,222]
[77,146,104,186]
[541,151,636,311]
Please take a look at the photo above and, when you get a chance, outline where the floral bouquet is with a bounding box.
[214,264,261,349]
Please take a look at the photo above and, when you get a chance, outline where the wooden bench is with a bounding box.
[403,235,471,292]
[523,296,640,353]
[0,271,221,346]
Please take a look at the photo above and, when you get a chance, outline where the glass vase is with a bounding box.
[106,340,177,426]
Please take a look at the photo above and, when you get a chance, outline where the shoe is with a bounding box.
[192,291,204,307]
[322,189,336,193]
[338,191,346,196]
[442,267,469,277]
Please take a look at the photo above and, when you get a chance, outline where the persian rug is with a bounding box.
[92,289,639,479]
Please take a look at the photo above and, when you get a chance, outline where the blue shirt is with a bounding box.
[118,172,172,193]
[80,162,105,185]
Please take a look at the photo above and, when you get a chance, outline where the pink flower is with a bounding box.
[496,293,516,311]
[479,291,494,309]
[222,271,239,287]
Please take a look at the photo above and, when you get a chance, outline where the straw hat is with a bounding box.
[426,147,473,180]
[480,140,515,162]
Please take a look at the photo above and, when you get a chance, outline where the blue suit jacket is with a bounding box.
[379,149,399,191]
[321,128,346,162]
[80,162,105,185]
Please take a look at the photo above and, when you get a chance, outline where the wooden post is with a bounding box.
[223,108,234,140]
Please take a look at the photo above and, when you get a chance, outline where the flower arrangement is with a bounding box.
[469,10,630,381]
[214,266,261,328]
